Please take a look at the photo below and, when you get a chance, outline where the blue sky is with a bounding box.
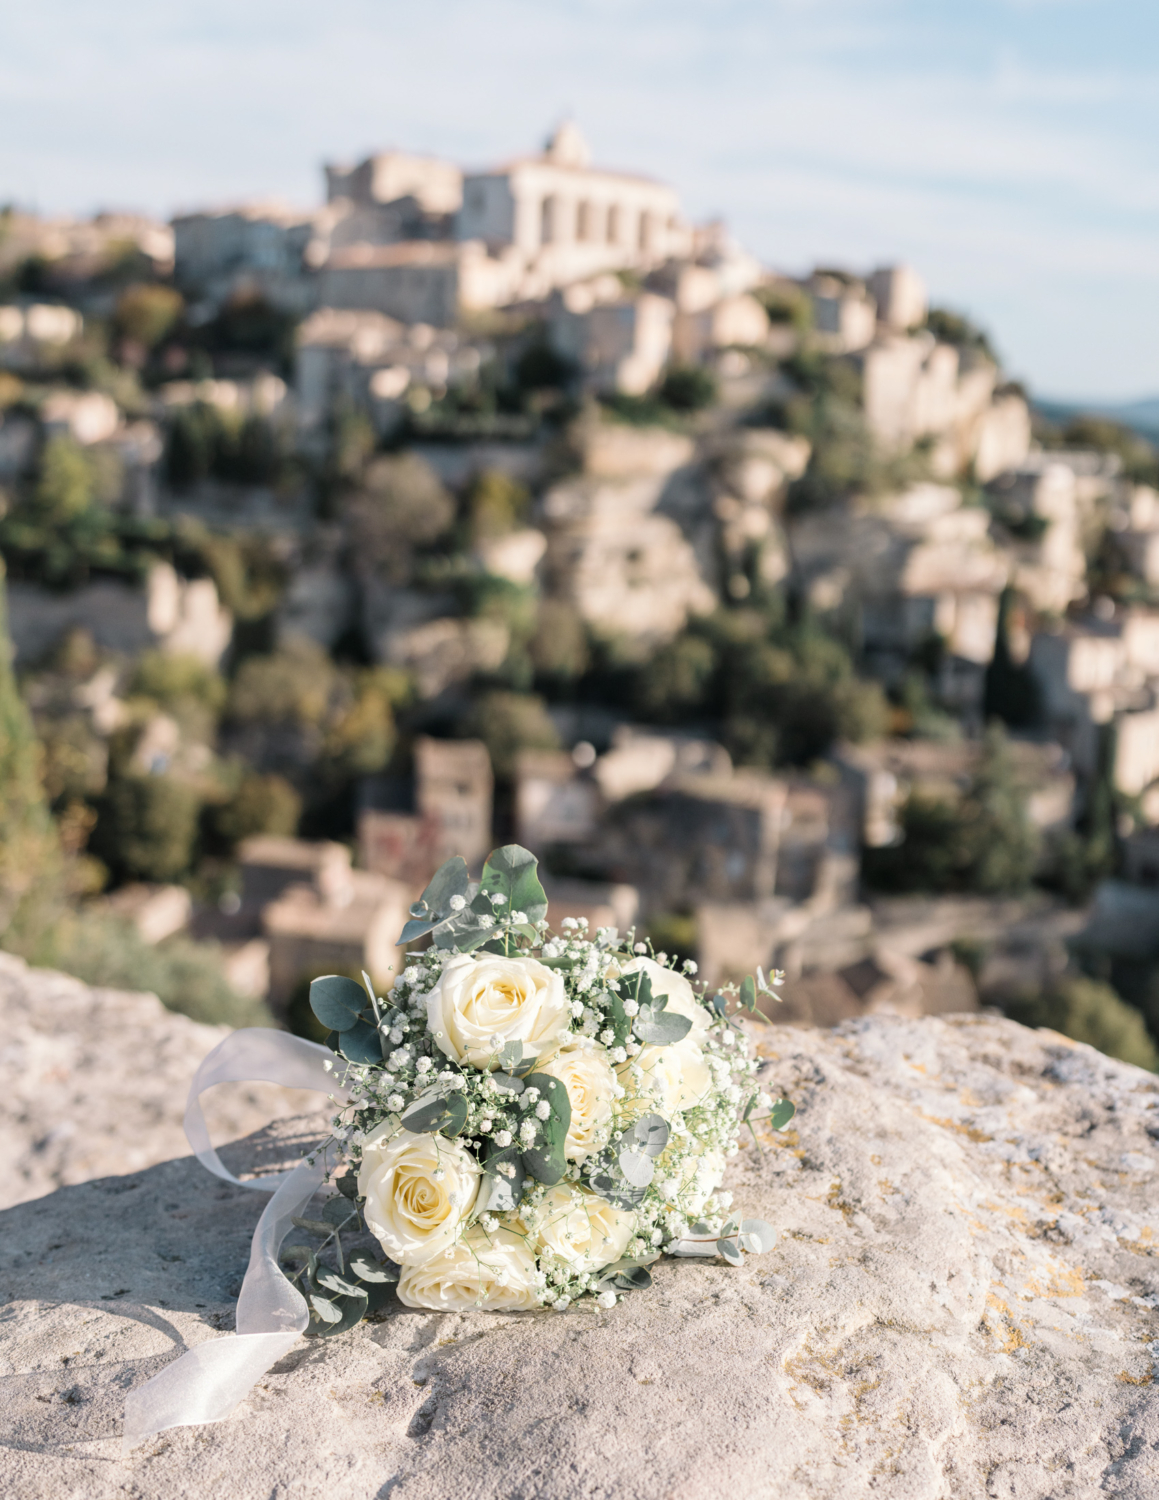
[2,1,1156,401]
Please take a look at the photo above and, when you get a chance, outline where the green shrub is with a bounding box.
[659,365,718,413]
[90,774,202,883]
[864,725,1040,895]
[114,284,184,350]
[129,650,227,715]
[1004,977,1158,1072]
[34,435,94,524]
[458,691,559,779]
[37,911,272,1029]
[212,772,301,844]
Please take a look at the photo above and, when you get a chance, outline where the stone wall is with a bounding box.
[1,961,1158,1498]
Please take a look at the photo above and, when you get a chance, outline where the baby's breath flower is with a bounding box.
[535,1100,551,1120]
[495,1129,513,1148]
[597,1291,616,1309]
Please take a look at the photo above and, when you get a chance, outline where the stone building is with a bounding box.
[236,835,408,1006]
[537,422,714,648]
[5,562,232,669]
[457,123,690,295]
[359,736,493,887]
[171,202,325,313]
[324,150,463,216]
[1028,607,1159,795]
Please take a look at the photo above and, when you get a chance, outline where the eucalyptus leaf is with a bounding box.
[397,856,471,944]
[588,1168,646,1213]
[496,1040,524,1073]
[478,1144,527,1214]
[628,1113,670,1159]
[339,1018,384,1065]
[717,1237,744,1266]
[309,975,367,1033]
[363,1279,397,1314]
[767,1099,796,1131]
[596,1259,654,1292]
[335,1171,360,1200]
[521,1072,571,1186]
[348,1253,399,1284]
[721,1218,739,1237]
[612,1265,653,1291]
[314,1268,362,1297]
[490,1071,525,1096]
[323,1196,358,1226]
[666,1237,719,1257]
[740,975,757,1013]
[281,1244,315,1266]
[308,1287,368,1337]
[709,992,728,1016]
[291,1216,334,1236]
[400,1089,468,1137]
[309,1293,342,1325]
[739,1218,777,1253]
[617,1148,654,1188]
[478,844,549,925]
[603,988,630,1049]
[634,1006,692,1046]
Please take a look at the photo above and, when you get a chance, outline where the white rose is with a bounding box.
[426,953,571,1070]
[358,1124,480,1265]
[397,1226,539,1311]
[529,1184,636,1273]
[621,1036,713,1115]
[535,1040,616,1163]
[616,957,711,1040]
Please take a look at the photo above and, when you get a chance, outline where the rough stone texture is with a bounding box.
[0,953,325,1208]
[2,984,1159,1497]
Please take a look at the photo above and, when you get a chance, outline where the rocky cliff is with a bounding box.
[1,960,1157,1498]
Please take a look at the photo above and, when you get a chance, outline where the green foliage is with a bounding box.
[34,910,272,1029]
[228,638,336,729]
[466,469,530,541]
[531,599,589,682]
[129,651,227,715]
[645,912,698,966]
[514,341,574,392]
[0,563,67,947]
[114,284,183,351]
[637,609,886,767]
[34,435,94,524]
[983,590,1042,730]
[457,690,560,779]
[864,725,1040,895]
[163,403,286,491]
[1004,977,1158,1072]
[211,771,301,844]
[344,454,456,582]
[925,307,998,363]
[1052,416,1158,483]
[90,773,202,883]
[754,283,813,333]
[658,365,718,413]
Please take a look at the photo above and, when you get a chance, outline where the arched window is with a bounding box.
[576,200,592,242]
[606,204,621,244]
[638,211,653,253]
[540,196,556,245]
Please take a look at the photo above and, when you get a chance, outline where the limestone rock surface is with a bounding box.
[1,976,1159,1498]
[0,952,325,1208]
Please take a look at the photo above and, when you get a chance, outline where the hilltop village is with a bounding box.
[3,125,1159,1065]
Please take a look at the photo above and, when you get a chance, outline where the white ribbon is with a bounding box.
[122,1029,349,1452]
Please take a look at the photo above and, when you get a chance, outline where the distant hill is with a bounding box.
[1035,396,1159,445]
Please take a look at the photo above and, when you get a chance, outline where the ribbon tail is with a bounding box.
[123,1156,326,1452]
[123,1027,352,1451]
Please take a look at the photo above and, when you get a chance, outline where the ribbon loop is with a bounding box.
[123,1028,347,1451]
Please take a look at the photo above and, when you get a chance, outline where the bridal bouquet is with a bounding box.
[288,843,794,1325]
